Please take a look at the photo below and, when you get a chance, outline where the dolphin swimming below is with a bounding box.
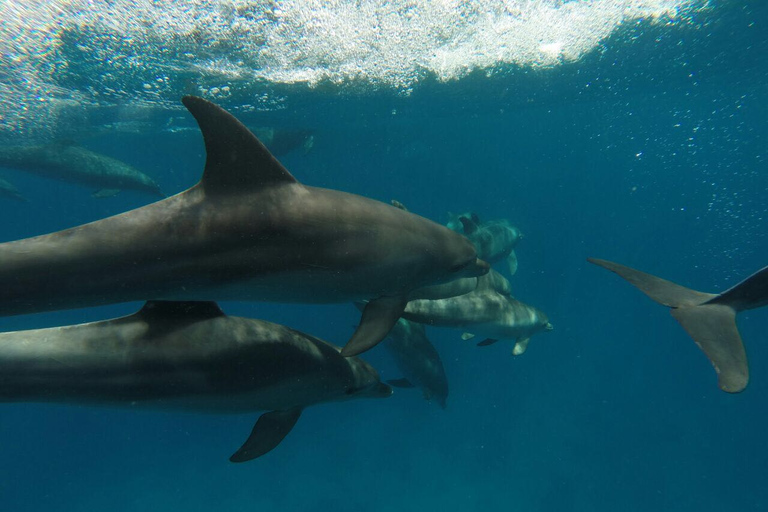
[384,318,449,409]
[0,300,392,461]
[459,217,522,276]
[401,272,553,355]
[588,257,768,393]
[0,177,26,202]
[0,140,164,198]
[0,96,488,357]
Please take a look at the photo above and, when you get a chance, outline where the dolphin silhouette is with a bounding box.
[0,301,392,461]
[588,257,768,393]
[0,96,488,357]
[0,140,164,198]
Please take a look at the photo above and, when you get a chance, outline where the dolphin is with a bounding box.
[252,127,315,156]
[0,140,164,198]
[588,257,768,393]
[401,272,552,355]
[384,318,449,409]
[0,300,392,461]
[0,177,26,202]
[446,211,481,234]
[459,217,523,276]
[0,96,488,357]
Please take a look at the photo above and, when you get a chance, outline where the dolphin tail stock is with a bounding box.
[587,257,748,393]
[230,408,303,462]
[341,296,408,357]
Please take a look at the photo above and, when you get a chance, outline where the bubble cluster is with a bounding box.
[0,0,703,138]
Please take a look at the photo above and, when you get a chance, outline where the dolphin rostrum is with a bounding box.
[384,318,449,409]
[401,272,553,355]
[0,96,488,357]
[588,257,768,393]
[0,300,392,461]
[0,140,164,198]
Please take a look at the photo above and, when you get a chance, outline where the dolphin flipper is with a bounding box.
[671,304,748,393]
[587,257,750,393]
[341,296,408,357]
[230,408,303,462]
[507,251,518,276]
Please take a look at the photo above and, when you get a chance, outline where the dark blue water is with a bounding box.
[0,2,766,511]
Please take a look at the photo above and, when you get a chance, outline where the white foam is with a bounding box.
[0,0,705,137]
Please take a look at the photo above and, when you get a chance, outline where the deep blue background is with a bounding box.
[0,2,766,511]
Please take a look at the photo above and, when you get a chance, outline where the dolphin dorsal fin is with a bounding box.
[460,216,478,235]
[181,96,297,194]
[139,300,225,319]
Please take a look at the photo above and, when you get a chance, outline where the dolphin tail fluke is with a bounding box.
[341,296,407,357]
[229,408,303,463]
[587,257,748,393]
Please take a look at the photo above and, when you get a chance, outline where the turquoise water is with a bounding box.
[0,1,767,510]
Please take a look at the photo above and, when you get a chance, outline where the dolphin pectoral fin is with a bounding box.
[461,332,475,340]
[476,338,499,347]
[507,251,518,276]
[229,408,303,463]
[387,378,416,388]
[181,96,298,195]
[513,337,530,355]
[671,305,748,393]
[92,188,121,198]
[341,296,407,357]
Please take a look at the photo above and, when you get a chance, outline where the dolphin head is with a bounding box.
[346,357,393,399]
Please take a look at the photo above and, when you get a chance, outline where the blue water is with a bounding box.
[0,1,767,511]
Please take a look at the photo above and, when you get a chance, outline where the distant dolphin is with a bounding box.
[0,301,392,461]
[588,258,768,393]
[0,140,164,198]
[459,217,522,276]
[401,272,553,355]
[253,127,315,156]
[0,177,26,202]
[0,96,488,357]
[384,318,449,409]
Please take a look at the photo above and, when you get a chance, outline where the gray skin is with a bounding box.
[459,217,522,276]
[0,96,488,357]
[0,301,392,462]
[384,318,449,409]
[0,141,164,198]
[402,272,553,355]
[589,257,768,393]
[0,177,26,202]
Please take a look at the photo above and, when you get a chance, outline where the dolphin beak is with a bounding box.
[469,258,490,277]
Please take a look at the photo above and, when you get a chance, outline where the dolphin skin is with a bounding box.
[459,217,522,276]
[0,177,26,202]
[401,272,552,355]
[0,96,487,357]
[0,301,391,461]
[0,140,163,198]
[384,318,449,409]
[588,258,768,393]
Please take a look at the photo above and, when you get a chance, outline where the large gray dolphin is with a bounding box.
[0,300,392,461]
[401,272,553,355]
[384,318,449,409]
[0,140,164,198]
[0,177,26,202]
[588,257,768,393]
[0,96,488,357]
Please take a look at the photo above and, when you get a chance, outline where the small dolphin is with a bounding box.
[588,257,768,393]
[253,127,315,156]
[384,318,449,409]
[0,301,392,461]
[0,177,27,202]
[401,272,553,355]
[0,96,488,357]
[460,217,523,276]
[0,140,164,198]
